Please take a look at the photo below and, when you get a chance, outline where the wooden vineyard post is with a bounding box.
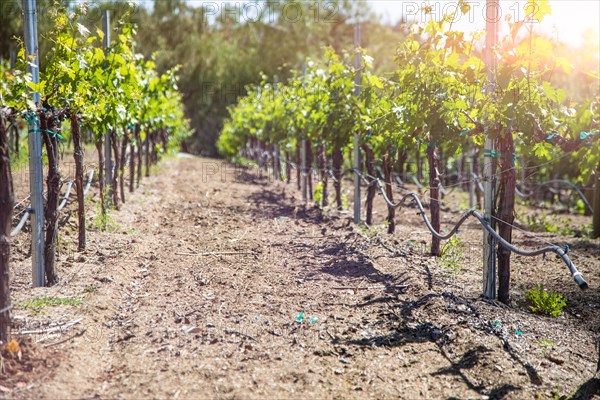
[482,0,499,299]
[427,145,441,256]
[70,114,86,250]
[363,143,376,225]
[496,133,516,303]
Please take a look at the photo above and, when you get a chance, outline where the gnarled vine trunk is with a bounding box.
[427,145,441,256]
[416,146,423,183]
[0,110,14,342]
[40,113,60,286]
[129,125,137,193]
[258,139,266,172]
[136,126,143,188]
[69,113,86,250]
[285,152,291,184]
[111,130,120,210]
[145,128,150,178]
[397,149,408,181]
[119,127,129,204]
[295,141,301,191]
[270,145,278,181]
[151,130,159,167]
[95,138,106,218]
[473,148,482,208]
[161,128,168,156]
[275,145,283,181]
[332,146,343,210]
[496,132,516,304]
[362,143,376,225]
[317,144,329,208]
[438,146,446,188]
[306,139,313,201]
[383,154,395,234]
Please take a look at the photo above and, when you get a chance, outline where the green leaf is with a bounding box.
[26,81,45,93]
[532,142,552,159]
[367,75,384,89]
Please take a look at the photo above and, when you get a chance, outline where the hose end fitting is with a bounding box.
[573,272,589,290]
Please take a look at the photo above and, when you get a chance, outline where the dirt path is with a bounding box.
[6,155,599,399]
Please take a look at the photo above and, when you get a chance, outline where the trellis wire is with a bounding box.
[11,169,95,237]
[256,149,590,290]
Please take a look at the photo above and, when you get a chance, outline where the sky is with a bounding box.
[368,0,600,47]
[138,0,599,49]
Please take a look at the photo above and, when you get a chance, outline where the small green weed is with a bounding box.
[526,284,567,317]
[440,235,464,275]
[314,182,324,208]
[90,206,120,232]
[358,224,383,238]
[83,284,98,294]
[89,187,121,232]
[524,214,593,238]
[342,194,349,210]
[19,296,81,314]
[537,338,557,355]
[232,155,258,168]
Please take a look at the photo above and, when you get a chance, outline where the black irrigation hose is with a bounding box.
[83,169,95,196]
[10,169,95,237]
[473,173,485,194]
[530,180,593,214]
[57,180,75,212]
[359,171,589,291]
[408,174,450,196]
[10,210,31,238]
[393,174,404,187]
[515,187,528,199]
[261,149,589,290]
[284,159,353,183]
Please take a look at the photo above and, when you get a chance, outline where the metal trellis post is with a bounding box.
[102,10,113,204]
[353,22,362,224]
[482,0,499,299]
[274,77,281,181]
[22,0,45,287]
[301,64,308,202]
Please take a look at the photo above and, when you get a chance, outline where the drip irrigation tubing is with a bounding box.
[518,180,593,214]
[270,151,588,290]
[83,169,94,196]
[275,149,588,214]
[355,169,589,290]
[10,169,95,237]
[251,149,592,288]
[57,180,74,212]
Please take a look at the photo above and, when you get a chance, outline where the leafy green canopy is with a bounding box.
[1,2,191,150]
[219,2,598,181]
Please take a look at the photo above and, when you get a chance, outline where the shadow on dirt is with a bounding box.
[247,188,296,219]
[315,240,408,291]
[436,346,521,400]
[246,185,338,226]
[563,374,599,400]
[341,291,551,400]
